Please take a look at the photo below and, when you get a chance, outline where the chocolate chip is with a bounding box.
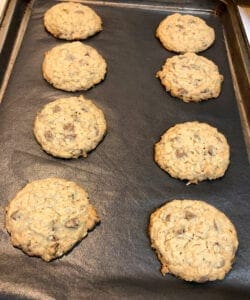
[216,259,225,268]
[176,227,185,235]
[63,123,75,131]
[170,136,180,142]
[185,210,196,220]
[65,218,80,228]
[201,88,209,94]
[52,105,61,113]
[175,148,187,158]
[165,214,171,222]
[208,145,215,156]
[194,133,201,141]
[176,24,184,30]
[10,210,21,221]
[44,130,53,141]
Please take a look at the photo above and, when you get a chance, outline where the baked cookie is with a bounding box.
[42,41,107,91]
[149,199,238,282]
[5,178,100,261]
[156,13,215,53]
[44,2,102,40]
[156,53,223,102]
[34,95,107,159]
[154,122,230,184]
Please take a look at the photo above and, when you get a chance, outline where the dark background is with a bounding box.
[0,0,249,299]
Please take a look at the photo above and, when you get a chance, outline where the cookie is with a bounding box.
[42,41,107,91]
[5,178,100,261]
[149,199,238,282]
[44,2,102,40]
[156,13,215,53]
[154,122,230,184]
[156,53,223,102]
[34,95,107,159]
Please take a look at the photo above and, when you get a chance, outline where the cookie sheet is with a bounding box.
[0,0,249,299]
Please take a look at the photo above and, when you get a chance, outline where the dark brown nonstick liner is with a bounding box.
[0,0,249,299]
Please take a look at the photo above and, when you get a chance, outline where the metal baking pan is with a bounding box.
[0,0,249,299]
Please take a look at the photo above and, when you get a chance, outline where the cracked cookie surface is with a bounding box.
[156,13,215,53]
[156,52,223,102]
[34,95,107,159]
[149,199,238,282]
[154,122,230,184]
[42,41,107,91]
[44,2,102,40]
[5,178,100,261]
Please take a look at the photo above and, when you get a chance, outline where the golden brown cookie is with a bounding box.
[156,53,223,102]
[149,199,238,282]
[156,13,215,53]
[44,2,102,40]
[34,95,107,159]
[5,178,100,261]
[42,41,107,91]
[154,122,230,184]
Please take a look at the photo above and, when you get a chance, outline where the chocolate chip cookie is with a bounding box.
[5,178,100,261]
[44,2,102,40]
[34,95,107,158]
[156,13,215,53]
[42,41,107,91]
[149,199,238,282]
[154,122,230,184]
[156,52,223,102]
